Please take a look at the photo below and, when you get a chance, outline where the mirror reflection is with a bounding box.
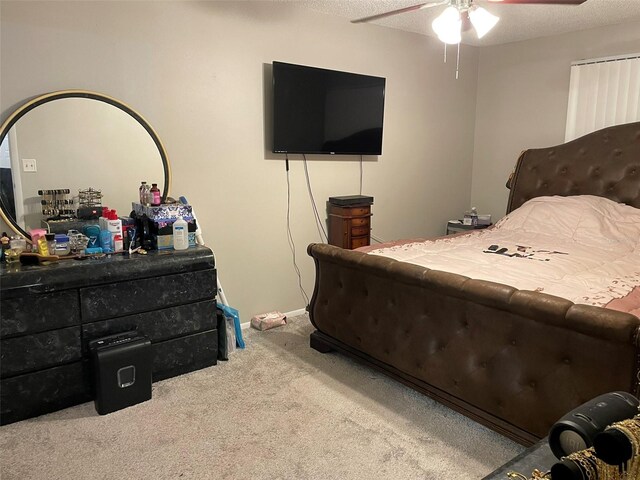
[0,96,167,234]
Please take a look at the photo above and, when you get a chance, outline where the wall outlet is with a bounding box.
[22,158,37,172]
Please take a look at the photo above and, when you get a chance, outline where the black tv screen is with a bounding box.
[272,62,385,155]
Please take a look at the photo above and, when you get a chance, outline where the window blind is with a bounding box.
[565,54,640,142]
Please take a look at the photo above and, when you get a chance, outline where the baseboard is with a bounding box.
[241,307,307,330]
[283,308,307,318]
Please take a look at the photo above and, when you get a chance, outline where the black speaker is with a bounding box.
[89,331,152,415]
[548,391,639,459]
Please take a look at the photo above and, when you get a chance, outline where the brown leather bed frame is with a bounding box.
[307,121,640,446]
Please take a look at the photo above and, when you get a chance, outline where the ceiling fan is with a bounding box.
[352,0,587,44]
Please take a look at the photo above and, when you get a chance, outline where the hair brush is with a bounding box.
[19,253,77,265]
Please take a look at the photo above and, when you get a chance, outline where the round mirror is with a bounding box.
[0,90,171,239]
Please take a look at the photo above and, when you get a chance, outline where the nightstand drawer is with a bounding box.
[328,205,370,217]
[351,217,370,227]
[351,236,370,249]
[351,226,369,236]
[346,206,370,216]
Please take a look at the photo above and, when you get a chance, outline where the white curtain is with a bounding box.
[565,55,640,142]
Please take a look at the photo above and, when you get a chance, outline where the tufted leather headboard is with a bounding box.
[506,121,640,214]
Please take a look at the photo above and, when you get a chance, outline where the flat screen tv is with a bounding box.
[272,62,385,155]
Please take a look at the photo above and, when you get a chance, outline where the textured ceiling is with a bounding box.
[295,0,640,46]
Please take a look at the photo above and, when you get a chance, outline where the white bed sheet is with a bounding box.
[368,196,640,308]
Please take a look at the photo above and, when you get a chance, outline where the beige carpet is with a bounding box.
[0,314,523,479]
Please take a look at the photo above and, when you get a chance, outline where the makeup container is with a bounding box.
[54,234,70,256]
[45,233,56,256]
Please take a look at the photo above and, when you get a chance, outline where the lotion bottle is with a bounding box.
[173,217,189,250]
[107,210,123,239]
[100,230,113,253]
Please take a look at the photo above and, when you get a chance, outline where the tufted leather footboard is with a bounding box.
[307,243,640,445]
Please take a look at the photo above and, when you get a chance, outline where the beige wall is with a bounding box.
[471,21,640,221]
[1,1,479,319]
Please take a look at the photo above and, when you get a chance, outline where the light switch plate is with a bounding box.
[22,158,37,172]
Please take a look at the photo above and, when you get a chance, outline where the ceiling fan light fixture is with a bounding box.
[468,6,499,39]
[432,6,462,44]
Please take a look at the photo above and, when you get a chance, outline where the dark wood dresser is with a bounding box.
[327,198,373,249]
[0,246,218,425]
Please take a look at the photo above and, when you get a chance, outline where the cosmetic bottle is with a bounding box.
[107,210,123,238]
[29,228,48,253]
[150,183,161,206]
[37,235,50,256]
[100,230,113,253]
[45,233,56,255]
[113,233,123,252]
[139,181,148,204]
[83,224,101,249]
[172,217,189,250]
[0,232,9,260]
[471,207,478,226]
[142,183,152,206]
[54,234,70,256]
[99,207,109,231]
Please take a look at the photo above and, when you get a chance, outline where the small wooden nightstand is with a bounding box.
[328,197,373,249]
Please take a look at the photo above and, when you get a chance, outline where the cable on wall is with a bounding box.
[359,154,363,196]
[285,154,310,307]
[302,154,328,243]
[370,234,387,244]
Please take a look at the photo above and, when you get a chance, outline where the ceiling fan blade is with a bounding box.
[351,0,448,24]
[485,0,586,4]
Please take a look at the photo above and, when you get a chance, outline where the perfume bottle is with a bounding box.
[150,183,161,206]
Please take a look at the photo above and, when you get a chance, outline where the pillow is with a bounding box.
[495,195,640,250]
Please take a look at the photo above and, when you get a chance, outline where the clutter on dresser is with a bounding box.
[6,180,201,266]
[131,201,197,250]
[38,188,74,220]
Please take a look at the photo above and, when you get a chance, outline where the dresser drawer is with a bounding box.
[82,299,217,352]
[350,217,370,227]
[1,290,80,338]
[351,236,370,249]
[351,226,370,236]
[80,269,216,322]
[152,329,218,381]
[0,361,89,425]
[1,326,81,378]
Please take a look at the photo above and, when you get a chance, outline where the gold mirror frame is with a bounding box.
[0,90,172,240]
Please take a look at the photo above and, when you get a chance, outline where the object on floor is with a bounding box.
[218,303,245,348]
[89,331,152,415]
[250,311,287,331]
[226,317,236,355]
[216,306,229,361]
